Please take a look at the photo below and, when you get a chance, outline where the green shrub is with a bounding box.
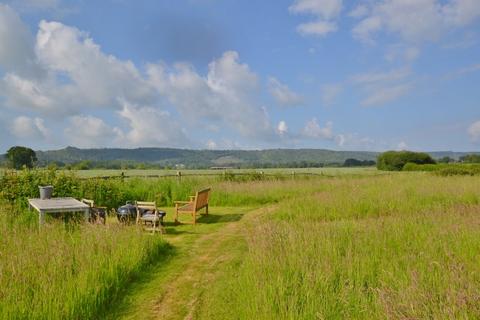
[402,163,480,176]
[377,151,435,171]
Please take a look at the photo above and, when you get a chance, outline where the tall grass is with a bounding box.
[0,169,330,209]
[0,204,169,319]
[197,174,480,319]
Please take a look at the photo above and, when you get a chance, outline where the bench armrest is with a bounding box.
[174,201,191,204]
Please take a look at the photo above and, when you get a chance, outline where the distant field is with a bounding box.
[68,167,379,178]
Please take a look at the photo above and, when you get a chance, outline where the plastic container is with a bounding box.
[39,186,53,199]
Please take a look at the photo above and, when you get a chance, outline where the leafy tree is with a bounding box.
[460,154,480,163]
[438,156,454,163]
[6,146,37,169]
[377,151,436,171]
[343,158,376,167]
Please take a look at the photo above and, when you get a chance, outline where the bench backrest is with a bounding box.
[194,188,210,211]
[136,201,156,211]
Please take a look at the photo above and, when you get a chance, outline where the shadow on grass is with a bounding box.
[98,242,177,319]
[196,212,244,224]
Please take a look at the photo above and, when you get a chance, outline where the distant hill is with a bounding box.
[1,147,477,169]
[33,147,379,168]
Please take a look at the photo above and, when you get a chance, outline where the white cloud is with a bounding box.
[335,133,376,150]
[117,101,191,148]
[64,115,122,148]
[303,118,334,139]
[289,0,342,19]
[468,121,480,143]
[35,20,154,108]
[13,0,60,10]
[385,45,420,62]
[351,68,412,106]
[148,51,279,141]
[361,83,411,107]
[349,4,369,18]
[206,140,217,150]
[277,121,289,136]
[321,83,342,106]
[443,0,480,27]
[268,77,304,107]
[353,0,480,44]
[0,8,284,147]
[10,116,50,140]
[297,20,337,36]
[0,4,44,78]
[396,141,408,150]
[289,0,343,37]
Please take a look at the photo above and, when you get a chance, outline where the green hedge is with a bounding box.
[377,151,436,171]
[402,163,480,176]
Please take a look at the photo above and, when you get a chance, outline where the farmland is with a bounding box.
[1,169,480,319]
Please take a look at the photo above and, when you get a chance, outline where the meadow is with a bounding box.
[1,169,479,319]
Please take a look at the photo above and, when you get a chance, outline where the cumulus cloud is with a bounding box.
[268,77,304,107]
[468,121,480,143]
[0,7,285,147]
[64,115,122,148]
[352,0,480,44]
[351,68,412,106]
[147,51,279,141]
[117,101,190,148]
[302,118,334,139]
[348,4,369,18]
[277,121,289,136]
[0,4,44,78]
[289,0,343,36]
[296,20,337,37]
[321,83,342,106]
[10,116,50,139]
[335,133,376,150]
[396,141,408,150]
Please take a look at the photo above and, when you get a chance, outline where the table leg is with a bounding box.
[84,209,90,223]
[39,211,45,225]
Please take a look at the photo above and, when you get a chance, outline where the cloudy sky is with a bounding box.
[0,0,479,152]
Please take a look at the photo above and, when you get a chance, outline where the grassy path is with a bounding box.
[104,205,266,320]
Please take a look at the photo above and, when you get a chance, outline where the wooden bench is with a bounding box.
[135,201,163,234]
[174,188,211,225]
[81,199,107,225]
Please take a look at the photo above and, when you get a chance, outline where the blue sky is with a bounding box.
[0,0,479,152]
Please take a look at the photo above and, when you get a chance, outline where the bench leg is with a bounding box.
[174,205,179,224]
[193,211,196,225]
[206,204,209,215]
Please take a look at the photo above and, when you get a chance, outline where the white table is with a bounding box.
[28,197,90,225]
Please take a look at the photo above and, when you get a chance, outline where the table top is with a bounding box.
[28,197,90,212]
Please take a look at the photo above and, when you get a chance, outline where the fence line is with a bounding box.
[79,171,329,180]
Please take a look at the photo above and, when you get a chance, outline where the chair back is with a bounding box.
[81,199,94,208]
[194,188,210,211]
[135,201,156,211]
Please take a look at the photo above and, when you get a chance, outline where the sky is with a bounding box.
[0,0,479,153]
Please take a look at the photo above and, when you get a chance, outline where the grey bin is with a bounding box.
[39,186,53,199]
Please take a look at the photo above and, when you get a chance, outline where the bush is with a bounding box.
[402,163,480,176]
[377,151,436,171]
[460,154,480,163]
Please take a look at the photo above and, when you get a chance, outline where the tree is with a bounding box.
[438,156,454,163]
[377,151,436,171]
[6,146,37,169]
[459,154,480,163]
[343,158,376,167]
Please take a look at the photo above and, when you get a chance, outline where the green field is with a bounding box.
[1,169,480,319]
